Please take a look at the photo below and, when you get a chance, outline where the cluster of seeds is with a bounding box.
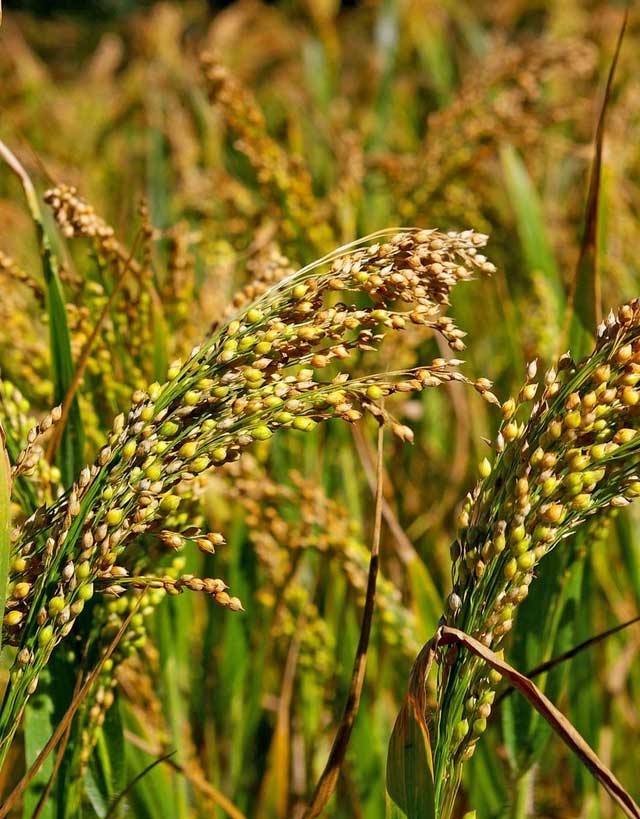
[0,225,495,762]
[433,299,640,810]
[222,244,295,320]
[44,185,119,253]
[0,381,62,506]
[44,186,163,384]
[266,585,336,679]
[224,454,419,656]
[0,283,50,399]
[163,220,197,323]
[0,249,43,304]
[11,404,62,479]
[200,53,329,246]
[380,36,597,225]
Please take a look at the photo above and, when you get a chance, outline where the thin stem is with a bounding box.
[302,422,385,818]
[511,769,534,819]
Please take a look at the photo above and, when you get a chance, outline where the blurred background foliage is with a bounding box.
[0,1,639,817]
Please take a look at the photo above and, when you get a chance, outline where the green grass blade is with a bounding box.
[499,143,564,323]
[23,675,55,819]
[0,141,84,486]
[386,698,436,819]
[566,13,627,359]
[46,268,84,487]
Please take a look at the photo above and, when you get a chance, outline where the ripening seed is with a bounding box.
[12,582,31,599]
[160,495,180,513]
[478,458,492,478]
[48,597,66,615]
[179,441,198,459]
[239,335,257,352]
[76,561,91,580]
[509,524,525,544]
[192,457,210,473]
[504,559,517,580]
[517,552,535,570]
[4,610,24,626]
[123,440,137,460]
[243,367,262,383]
[564,411,581,430]
[38,625,54,646]
[571,493,591,511]
[616,344,633,363]
[614,428,636,445]
[70,600,84,616]
[512,537,531,556]
[477,702,492,719]
[503,421,518,441]
[78,583,94,602]
[501,398,515,419]
[453,719,469,742]
[543,503,565,523]
[472,718,487,737]
[106,508,125,526]
[488,668,502,685]
[292,417,316,432]
[145,463,163,481]
[251,425,273,440]
[568,453,590,471]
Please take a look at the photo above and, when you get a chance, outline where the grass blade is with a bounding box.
[105,751,175,819]
[500,143,564,323]
[565,12,628,358]
[385,639,437,819]
[0,140,84,486]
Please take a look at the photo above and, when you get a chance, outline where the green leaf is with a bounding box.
[567,13,627,360]
[502,545,584,774]
[406,555,441,642]
[386,698,436,819]
[45,263,84,487]
[23,671,56,819]
[88,694,126,812]
[0,142,84,486]
[499,143,564,322]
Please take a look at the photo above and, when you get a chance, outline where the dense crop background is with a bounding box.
[0,1,639,817]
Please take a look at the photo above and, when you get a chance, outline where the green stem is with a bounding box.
[512,768,534,819]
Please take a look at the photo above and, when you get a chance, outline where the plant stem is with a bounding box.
[512,768,534,819]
